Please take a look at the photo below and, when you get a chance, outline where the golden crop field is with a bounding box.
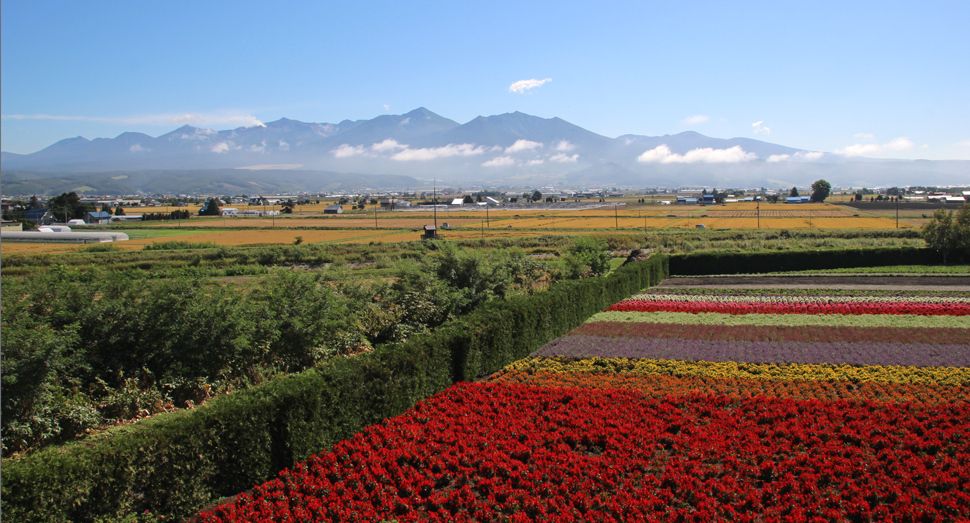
[0,201,915,255]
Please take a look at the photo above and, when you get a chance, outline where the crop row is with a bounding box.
[606,299,970,316]
[642,287,970,298]
[588,310,970,328]
[571,321,970,344]
[200,382,970,522]
[629,292,970,304]
[504,357,970,386]
[487,369,970,406]
[533,335,970,368]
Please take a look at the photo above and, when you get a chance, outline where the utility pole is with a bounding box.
[614,204,618,230]
[374,203,378,229]
[433,178,438,233]
[757,202,760,229]
[896,197,899,229]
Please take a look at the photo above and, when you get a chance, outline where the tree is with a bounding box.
[532,190,543,202]
[199,198,221,216]
[114,205,125,216]
[48,192,93,221]
[922,204,970,264]
[789,187,799,198]
[462,195,474,204]
[101,203,113,214]
[563,237,613,279]
[810,179,831,203]
[281,199,295,214]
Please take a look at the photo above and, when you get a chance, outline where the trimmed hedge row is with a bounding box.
[668,246,942,276]
[1,256,668,523]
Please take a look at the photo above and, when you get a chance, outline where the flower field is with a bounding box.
[200,277,970,521]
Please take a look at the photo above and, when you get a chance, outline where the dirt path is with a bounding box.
[657,275,970,291]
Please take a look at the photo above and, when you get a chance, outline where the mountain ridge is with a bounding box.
[3,108,967,188]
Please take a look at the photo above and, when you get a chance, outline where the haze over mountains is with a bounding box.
[2,108,967,194]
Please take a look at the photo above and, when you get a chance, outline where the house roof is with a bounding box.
[25,208,50,219]
[87,211,112,218]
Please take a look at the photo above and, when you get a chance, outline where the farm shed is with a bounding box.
[25,208,55,225]
[324,205,343,214]
[0,231,130,243]
[85,211,113,224]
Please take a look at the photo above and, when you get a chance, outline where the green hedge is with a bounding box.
[1,256,668,523]
[668,246,942,275]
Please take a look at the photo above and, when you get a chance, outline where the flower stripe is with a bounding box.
[487,369,970,406]
[606,299,970,316]
[503,357,970,386]
[570,321,970,344]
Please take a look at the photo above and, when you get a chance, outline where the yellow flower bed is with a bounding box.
[505,357,970,386]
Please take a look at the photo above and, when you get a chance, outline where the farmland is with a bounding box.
[3,201,916,255]
[2,198,966,521]
[197,271,970,521]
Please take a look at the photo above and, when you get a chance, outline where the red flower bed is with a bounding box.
[488,368,970,406]
[571,322,970,344]
[607,299,970,316]
[200,383,970,522]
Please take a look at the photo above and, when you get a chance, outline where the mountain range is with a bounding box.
[2,108,968,194]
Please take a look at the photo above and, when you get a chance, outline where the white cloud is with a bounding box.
[885,137,915,151]
[505,139,542,153]
[371,139,407,152]
[835,137,914,157]
[921,144,930,149]
[766,151,825,163]
[551,153,579,163]
[527,159,545,166]
[637,144,756,164]
[128,144,149,153]
[332,144,365,158]
[958,140,970,148]
[249,141,266,153]
[509,78,552,94]
[391,143,485,161]
[797,151,825,161]
[211,142,230,154]
[835,143,882,156]
[383,104,390,111]
[399,117,411,126]
[684,115,709,125]
[752,121,770,135]
[554,140,575,152]
[854,133,875,140]
[482,156,516,167]
[278,140,290,151]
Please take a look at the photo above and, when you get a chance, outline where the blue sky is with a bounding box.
[2,0,968,160]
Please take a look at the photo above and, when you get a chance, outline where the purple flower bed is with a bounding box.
[532,335,970,368]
